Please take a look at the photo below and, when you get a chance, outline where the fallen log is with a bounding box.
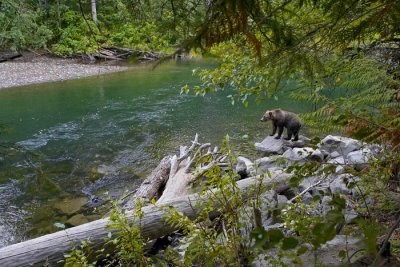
[120,155,171,210]
[0,174,291,267]
[0,52,22,63]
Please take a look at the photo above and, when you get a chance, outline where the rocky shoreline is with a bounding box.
[0,53,129,89]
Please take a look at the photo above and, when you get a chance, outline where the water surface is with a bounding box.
[0,60,311,247]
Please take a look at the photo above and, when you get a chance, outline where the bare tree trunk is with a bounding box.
[91,0,98,26]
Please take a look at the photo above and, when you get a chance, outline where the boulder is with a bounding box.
[283,147,316,162]
[254,155,288,173]
[235,156,254,178]
[318,135,362,157]
[255,136,284,154]
[320,195,333,215]
[298,176,329,195]
[327,156,345,173]
[347,148,372,165]
[282,135,311,148]
[329,174,360,195]
[302,192,313,204]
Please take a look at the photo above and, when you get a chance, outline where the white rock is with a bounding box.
[283,147,315,161]
[254,136,284,154]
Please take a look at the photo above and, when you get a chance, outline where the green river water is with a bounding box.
[0,59,311,247]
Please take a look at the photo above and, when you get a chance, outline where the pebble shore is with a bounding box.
[0,56,128,89]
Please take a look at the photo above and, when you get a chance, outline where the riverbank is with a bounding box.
[0,53,129,89]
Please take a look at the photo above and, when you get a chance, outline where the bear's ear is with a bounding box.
[269,111,273,119]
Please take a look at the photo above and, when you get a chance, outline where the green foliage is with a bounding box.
[106,200,152,266]
[64,199,152,266]
[64,240,96,267]
[52,11,99,56]
[0,1,53,50]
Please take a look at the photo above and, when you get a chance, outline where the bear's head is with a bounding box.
[260,110,274,122]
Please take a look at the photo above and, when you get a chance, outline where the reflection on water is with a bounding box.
[0,60,311,247]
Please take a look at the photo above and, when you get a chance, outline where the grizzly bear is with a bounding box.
[260,109,301,141]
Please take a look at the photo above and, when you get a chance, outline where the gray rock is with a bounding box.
[329,151,341,159]
[327,156,345,173]
[318,135,362,157]
[320,195,333,215]
[254,235,363,266]
[329,174,360,195]
[235,161,247,178]
[367,143,382,156]
[298,176,329,195]
[235,156,254,178]
[254,136,284,154]
[344,207,359,223]
[310,149,324,162]
[283,147,316,161]
[254,155,288,173]
[283,135,311,148]
[260,190,279,227]
[347,148,372,164]
[302,192,313,204]
[277,194,288,208]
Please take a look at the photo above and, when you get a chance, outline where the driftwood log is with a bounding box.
[0,174,290,267]
[0,135,289,266]
[90,46,164,61]
[120,155,171,210]
[0,52,22,63]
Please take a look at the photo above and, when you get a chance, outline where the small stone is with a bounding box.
[54,197,87,215]
[66,214,89,227]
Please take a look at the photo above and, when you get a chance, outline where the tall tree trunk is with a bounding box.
[91,0,98,26]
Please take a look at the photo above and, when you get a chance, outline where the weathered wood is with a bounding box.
[0,174,290,267]
[120,155,171,210]
[0,52,22,63]
[157,161,194,204]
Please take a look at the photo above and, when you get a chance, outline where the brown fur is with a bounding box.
[260,109,301,141]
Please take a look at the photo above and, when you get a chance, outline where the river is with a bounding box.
[0,59,311,247]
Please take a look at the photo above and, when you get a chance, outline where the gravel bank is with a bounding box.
[0,56,128,89]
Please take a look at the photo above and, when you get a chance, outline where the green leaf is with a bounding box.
[282,237,299,250]
[267,229,284,243]
[297,246,308,255]
[338,250,346,259]
[251,227,268,248]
